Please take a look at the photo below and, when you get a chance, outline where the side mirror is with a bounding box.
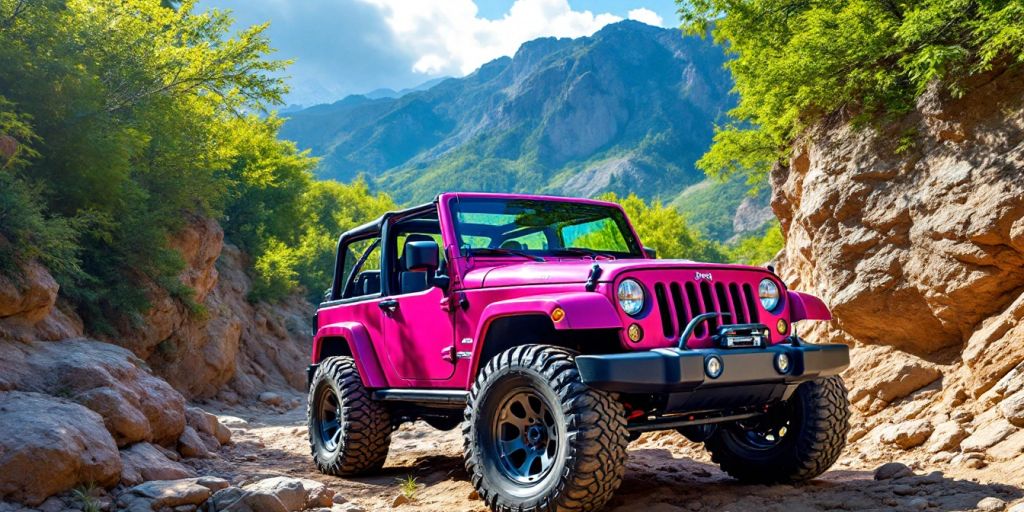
[405,240,440,271]
[643,247,657,259]
[433,257,451,290]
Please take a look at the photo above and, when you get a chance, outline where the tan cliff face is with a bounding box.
[0,216,311,502]
[772,64,1024,469]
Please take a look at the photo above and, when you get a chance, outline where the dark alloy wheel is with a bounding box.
[704,376,851,484]
[307,356,392,476]
[463,345,629,512]
[490,388,559,484]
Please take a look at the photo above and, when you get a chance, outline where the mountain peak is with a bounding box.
[280,23,739,232]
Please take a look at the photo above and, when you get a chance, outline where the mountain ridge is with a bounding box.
[281,20,766,240]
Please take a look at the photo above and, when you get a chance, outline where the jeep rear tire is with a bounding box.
[308,356,391,476]
[463,345,629,512]
[704,376,850,483]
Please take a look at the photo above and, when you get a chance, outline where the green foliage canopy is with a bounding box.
[598,192,726,262]
[0,0,386,329]
[677,0,1024,183]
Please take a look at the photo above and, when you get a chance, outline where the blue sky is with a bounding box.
[196,0,681,107]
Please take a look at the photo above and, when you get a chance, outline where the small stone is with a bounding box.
[893,484,916,496]
[468,490,480,500]
[392,494,410,507]
[929,451,955,464]
[333,504,366,512]
[1000,391,1024,427]
[879,420,934,449]
[218,415,249,427]
[951,452,987,469]
[259,392,284,406]
[908,497,930,510]
[925,421,968,453]
[178,426,210,458]
[333,493,349,505]
[978,497,1007,512]
[874,462,913,480]
[962,421,1015,452]
[37,497,66,512]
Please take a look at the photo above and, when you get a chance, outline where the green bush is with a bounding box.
[599,192,727,263]
[677,0,1024,183]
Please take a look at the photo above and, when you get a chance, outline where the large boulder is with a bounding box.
[210,477,334,512]
[0,254,81,342]
[116,476,229,512]
[0,339,187,447]
[0,392,121,505]
[119,443,196,487]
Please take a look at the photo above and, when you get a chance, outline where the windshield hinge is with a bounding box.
[585,263,603,292]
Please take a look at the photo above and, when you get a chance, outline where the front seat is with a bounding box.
[399,234,435,294]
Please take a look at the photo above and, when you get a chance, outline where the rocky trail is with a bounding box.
[176,394,1023,512]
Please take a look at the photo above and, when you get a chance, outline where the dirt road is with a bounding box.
[191,396,1024,512]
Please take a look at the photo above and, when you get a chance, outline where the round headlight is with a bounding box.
[759,278,780,311]
[617,279,645,316]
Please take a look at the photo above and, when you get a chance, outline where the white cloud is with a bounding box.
[627,7,664,27]
[358,0,623,77]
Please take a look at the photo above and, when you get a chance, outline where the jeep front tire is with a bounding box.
[704,375,850,483]
[308,356,392,475]
[463,345,629,512]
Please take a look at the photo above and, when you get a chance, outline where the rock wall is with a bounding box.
[0,216,312,503]
[772,64,1024,469]
[100,216,312,400]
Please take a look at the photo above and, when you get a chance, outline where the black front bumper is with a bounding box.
[575,339,849,395]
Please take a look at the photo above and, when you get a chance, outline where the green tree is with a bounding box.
[677,0,1024,184]
[599,192,726,262]
[726,222,783,265]
[0,0,296,330]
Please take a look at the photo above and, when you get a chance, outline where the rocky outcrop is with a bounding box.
[0,392,121,505]
[0,215,296,505]
[772,64,1024,467]
[0,339,186,446]
[0,252,83,342]
[145,242,312,400]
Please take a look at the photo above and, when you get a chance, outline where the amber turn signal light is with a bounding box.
[777,319,788,335]
[627,323,643,342]
[551,307,566,322]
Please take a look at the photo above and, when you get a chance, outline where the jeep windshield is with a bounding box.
[450,197,643,259]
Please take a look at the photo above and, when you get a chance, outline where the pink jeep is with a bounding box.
[307,193,850,512]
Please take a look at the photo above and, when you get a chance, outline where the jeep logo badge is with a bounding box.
[695,271,713,281]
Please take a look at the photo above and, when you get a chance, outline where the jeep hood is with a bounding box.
[460,259,772,289]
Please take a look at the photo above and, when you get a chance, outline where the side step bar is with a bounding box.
[371,389,469,409]
[626,410,763,434]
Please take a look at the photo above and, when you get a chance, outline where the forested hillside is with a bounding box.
[0,0,398,330]
[280,20,763,240]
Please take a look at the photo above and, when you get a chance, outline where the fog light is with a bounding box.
[551,307,565,322]
[777,319,788,335]
[627,323,643,343]
[705,356,723,379]
[774,353,791,374]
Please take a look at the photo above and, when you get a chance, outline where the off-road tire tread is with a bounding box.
[705,375,850,484]
[463,345,629,512]
[307,356,391,476]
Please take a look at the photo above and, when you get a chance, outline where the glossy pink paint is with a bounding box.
[787,290,833,322]
[313,192,833,391]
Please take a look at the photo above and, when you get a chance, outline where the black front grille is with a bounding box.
[653,280,760,339]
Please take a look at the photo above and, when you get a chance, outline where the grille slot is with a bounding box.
[654,277,763,342]
[654,283,673,337]
[743,283,760,324]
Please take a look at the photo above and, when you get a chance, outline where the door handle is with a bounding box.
[378,299,399,312]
